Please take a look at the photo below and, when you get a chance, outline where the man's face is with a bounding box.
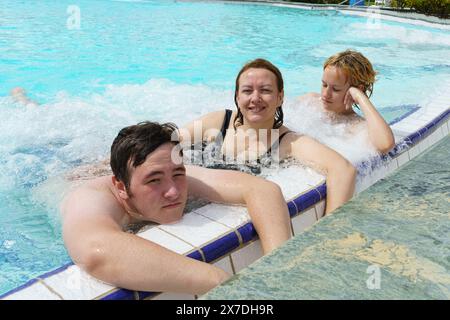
[126,143,188,224]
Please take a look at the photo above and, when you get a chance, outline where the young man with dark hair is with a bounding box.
[61,121,291,295]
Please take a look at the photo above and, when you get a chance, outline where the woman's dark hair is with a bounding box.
[234,58,284,129]
[110,121,179,191]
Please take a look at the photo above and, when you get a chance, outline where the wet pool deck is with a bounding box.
[203,136,450,300]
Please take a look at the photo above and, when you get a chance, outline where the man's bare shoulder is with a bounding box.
[61,176,125,225]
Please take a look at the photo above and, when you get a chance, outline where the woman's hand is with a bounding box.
[343,87,366,111]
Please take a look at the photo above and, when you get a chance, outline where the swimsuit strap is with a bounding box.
[265,130,293,156]
[219,109,233,140]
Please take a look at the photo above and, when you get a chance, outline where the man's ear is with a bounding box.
[112,176,129,200]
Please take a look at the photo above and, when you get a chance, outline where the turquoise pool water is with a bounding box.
[1,0,450,295]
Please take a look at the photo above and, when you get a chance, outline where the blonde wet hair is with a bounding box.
[324,50,377,98]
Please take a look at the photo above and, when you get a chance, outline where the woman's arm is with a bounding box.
[180,110,228,145]
[186,166,292,254]
[284,135,357,215]
[345,87,395,154]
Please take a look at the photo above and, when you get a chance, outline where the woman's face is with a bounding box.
[236,68,283,127]
[321,66,351,114]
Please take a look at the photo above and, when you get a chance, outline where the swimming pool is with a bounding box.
[1,0,449,296]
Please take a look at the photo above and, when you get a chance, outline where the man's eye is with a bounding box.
[148,179,160,184]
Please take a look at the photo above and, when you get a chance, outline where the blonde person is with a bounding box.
[181,58,356,215]
[297,50,395,154]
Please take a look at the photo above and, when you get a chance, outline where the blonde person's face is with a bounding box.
[127,143,188,224]
[321,66,351,114]
[236,68,283,126]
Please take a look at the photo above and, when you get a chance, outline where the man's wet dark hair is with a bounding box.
[110,121,180,192]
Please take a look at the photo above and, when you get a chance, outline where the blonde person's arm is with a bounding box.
[286,135,357,215]
[345,87,395,154]
[186,166,292,254]
[62,187,229,295]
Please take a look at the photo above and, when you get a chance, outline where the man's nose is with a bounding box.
[164,180,180,200]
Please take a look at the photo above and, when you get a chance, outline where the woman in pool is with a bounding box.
[181,58,357,215]
[296,50,395,154]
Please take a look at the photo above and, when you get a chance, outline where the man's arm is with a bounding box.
[61,186,229,295]
[186,166,292,254]
[287,135,357,215]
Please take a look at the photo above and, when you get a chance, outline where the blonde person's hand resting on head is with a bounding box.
[298,50,395,154]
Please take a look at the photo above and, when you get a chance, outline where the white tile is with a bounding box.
[230,240,263,273]
[428,128,443,146]
[42,265,116,300]
[356,174,375,194]
[291,207,317,236]
[213,255,234,275]
[418,136,431,154]
[383,158,398,177]
[441,122,449,136]
[393,133,407,144]
[391,122,416,134]
[392,128,410,139]
[137,227,194,254]
[428,99,449,109]
[194,203,250,229]
[159,212,231,248]
[151,292,195,300]
[315,200,326,219]
[396,151,410,167]
[410,111,437,123]
[400,119,427,131]
[2,281,62,300]
[408,144,421,160]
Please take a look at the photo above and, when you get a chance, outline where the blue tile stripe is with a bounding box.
[237,222,258,244]
[287,201,298,217]
[136,291,159,300]
[3,107,449,300]
[99,288,135,300]
[0,278,39,300]
[186,249,204,262]
[202,232,240,263]
[292,188,322,212]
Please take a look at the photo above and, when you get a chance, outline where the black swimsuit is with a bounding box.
[191,109,292,175]
[217,109,292,160]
